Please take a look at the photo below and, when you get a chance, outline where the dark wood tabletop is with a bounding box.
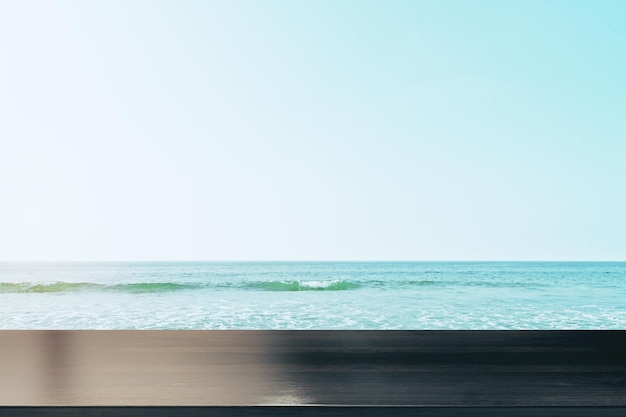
[1,330,625,416]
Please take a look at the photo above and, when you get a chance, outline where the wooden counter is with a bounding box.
[1,331,624,415]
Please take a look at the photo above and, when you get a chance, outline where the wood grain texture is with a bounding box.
[1,331,625,414]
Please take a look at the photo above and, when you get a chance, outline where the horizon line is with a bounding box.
[1,259,625,263]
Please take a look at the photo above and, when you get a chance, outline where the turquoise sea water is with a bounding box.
[0,262,624,329]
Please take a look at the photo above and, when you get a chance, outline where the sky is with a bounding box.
[1,0,625,261]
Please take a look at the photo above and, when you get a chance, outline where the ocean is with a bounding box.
[0,261,624,329]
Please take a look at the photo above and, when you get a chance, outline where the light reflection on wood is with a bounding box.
[1,330,625,407]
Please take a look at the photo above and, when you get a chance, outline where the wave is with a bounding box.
[0,282,200,294]
[0,278,541,294]
[245,280,360,291]
[0,282,101,293]
[0,280,361,293]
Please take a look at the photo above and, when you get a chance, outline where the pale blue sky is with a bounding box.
[1,0,625,261]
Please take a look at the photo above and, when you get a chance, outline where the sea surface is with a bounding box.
[0,262,624,329]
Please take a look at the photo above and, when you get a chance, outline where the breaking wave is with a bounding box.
[245,280,361,291]
[0,279,471,294]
